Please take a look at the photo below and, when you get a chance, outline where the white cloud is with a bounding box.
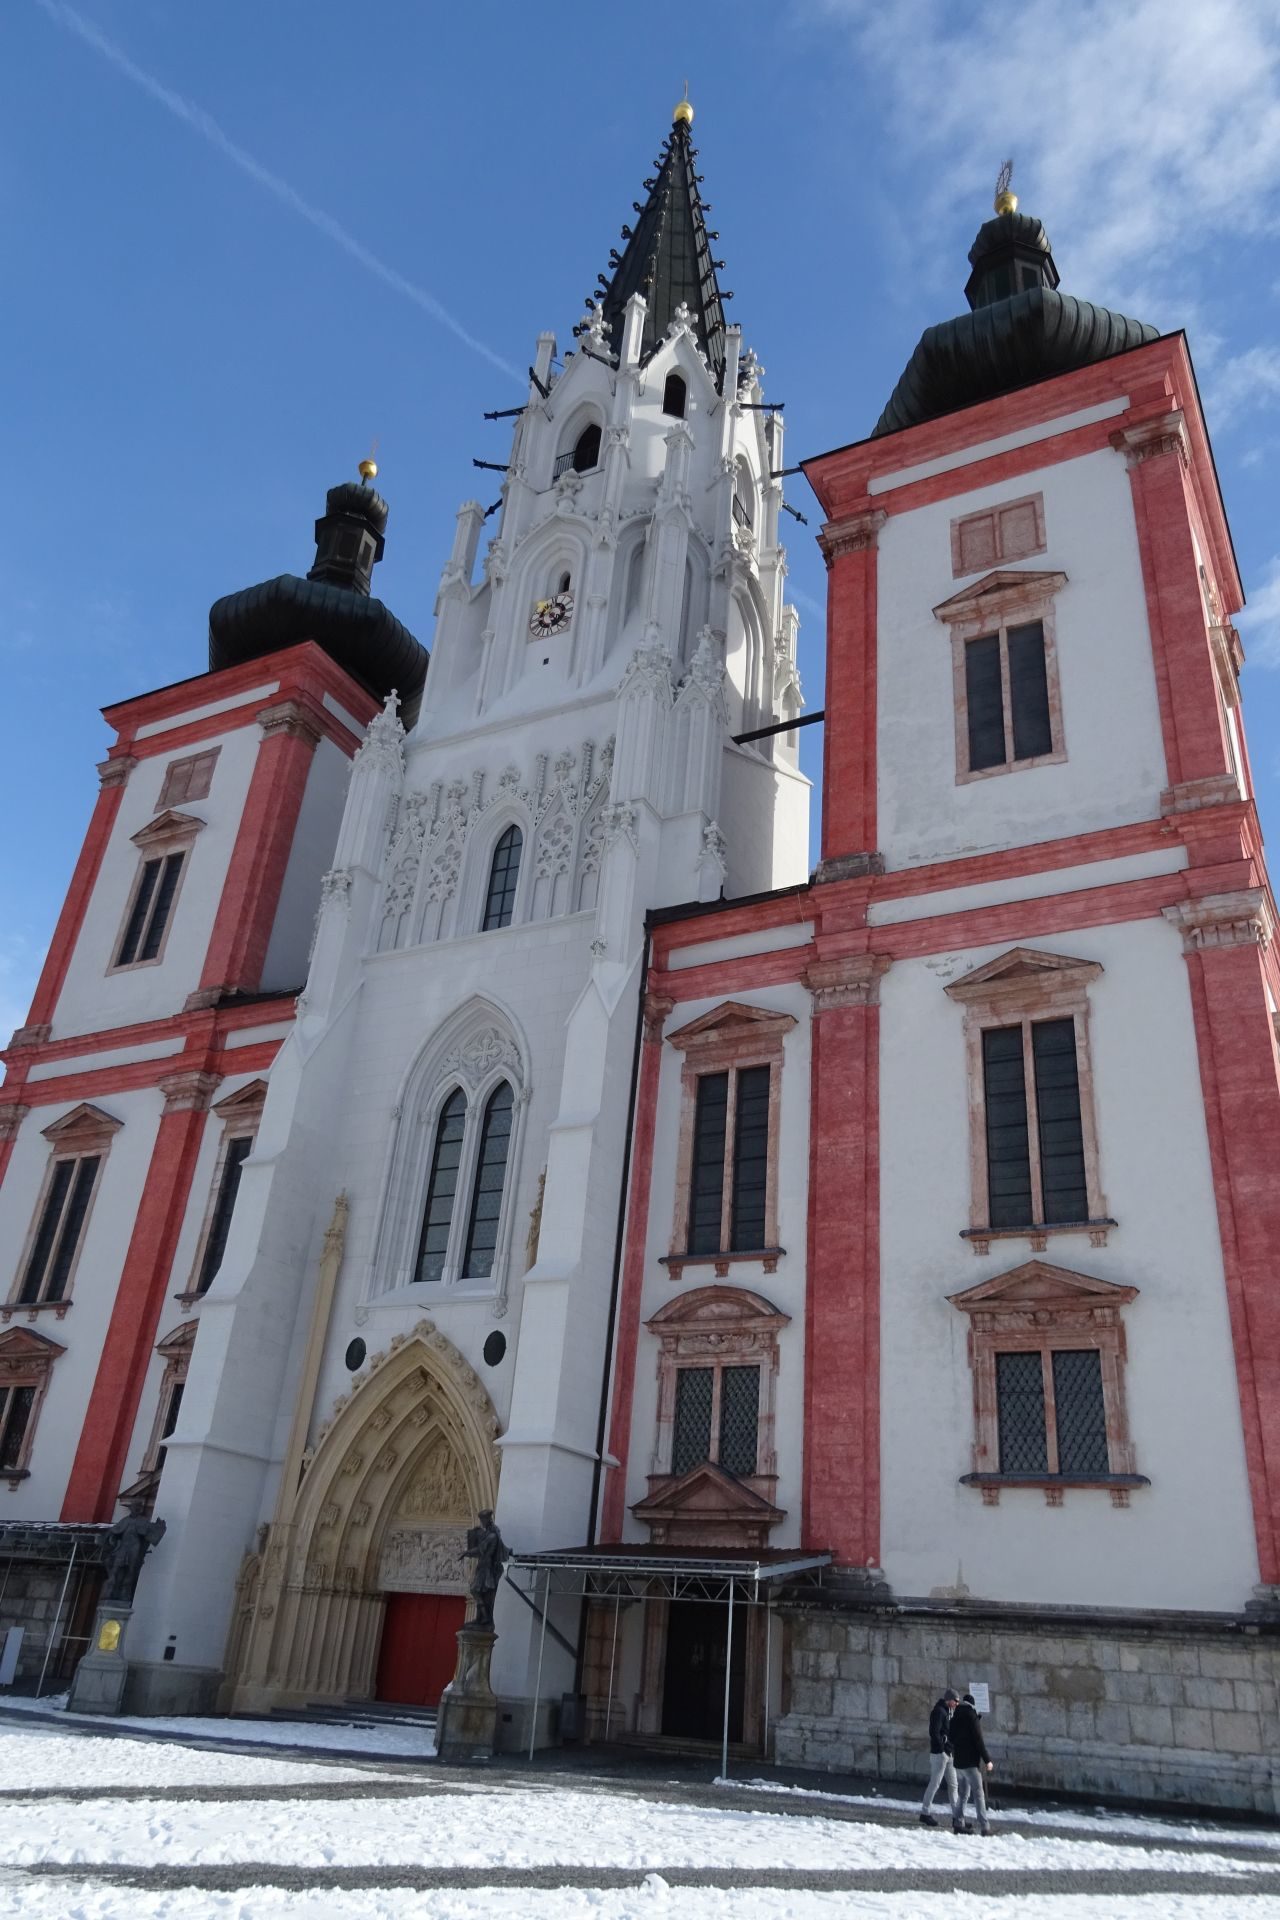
[811,0,1280,326]
[1202,344,1280,430]
[1238,554,1280,666]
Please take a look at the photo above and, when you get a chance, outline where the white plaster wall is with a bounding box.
[869,847,1188,928]
[260,737,351,992]
[0,1089,161,1517]
[617,982,813,1548]
[876,449,1169,869]
[54,723,262,1038]
[877,915,1257,1610]
[719,746,810,899]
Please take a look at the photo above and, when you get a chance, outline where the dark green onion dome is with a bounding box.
[209,474,429,727]
[873,201,1159,438]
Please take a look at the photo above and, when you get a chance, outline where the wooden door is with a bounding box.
[375,1592,466,1707]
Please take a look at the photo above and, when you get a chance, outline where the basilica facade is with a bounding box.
[1,104,1277,1812]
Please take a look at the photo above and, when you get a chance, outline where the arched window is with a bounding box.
[482,826,523,932]
[414,1088,467,1283]
[733,463,755,532]
[662,373,687,418]
[557,569,572,594]
[463,1083,515,1279]
[572,423,602,473]
[624,543,646,622]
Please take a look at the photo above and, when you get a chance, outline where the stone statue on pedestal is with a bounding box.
[103,1514,167,1606]
[461,1510,507,1628]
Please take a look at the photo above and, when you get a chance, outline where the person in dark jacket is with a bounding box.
[949,1692,993,1834]
[918,1688,958,1825]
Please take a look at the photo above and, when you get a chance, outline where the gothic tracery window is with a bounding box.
[415,1088,467,1283]
[482,825,523,932]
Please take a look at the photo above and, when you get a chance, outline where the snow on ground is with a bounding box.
[0,1787,1274,1876]
[0,1882,1275,1920]
[0,1696,436,1763]
[728,1776,1280,1854]
[0,1724,383,1791]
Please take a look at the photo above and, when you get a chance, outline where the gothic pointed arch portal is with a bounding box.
[225,1320,500,1713]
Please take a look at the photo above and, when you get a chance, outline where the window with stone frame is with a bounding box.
[634,1286,789,1548]
[7,1105,122,1319]
[949,1260,1145,1506]
[110,810,204,971]
[181,1082,266,1302]
[158,747,219,810]
[119,1320,196,1515]
[950,493,1046,578]
[945,949,1113,1253]
[663,1003,795,1277]
[481,825,523,932]
[0,1327,65,1487]
[933,570,1067,783]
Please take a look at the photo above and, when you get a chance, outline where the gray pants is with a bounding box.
[954,1765,990,1831]
[921,1750,956,1813]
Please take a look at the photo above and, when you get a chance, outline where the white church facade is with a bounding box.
[1,107,1277,1812]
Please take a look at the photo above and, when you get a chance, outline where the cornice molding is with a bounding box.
[1109,410,1190,470]
[1162,889,1274,952]
[804,952,892,1010]
[818,508,887,567]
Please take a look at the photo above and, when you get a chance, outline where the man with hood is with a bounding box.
[919,1687,958,1826]
[950,1691,994,1835]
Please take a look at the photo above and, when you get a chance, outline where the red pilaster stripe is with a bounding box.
[819,515,882,864]
[22,756,133,1036]
[801,957,887,1567]
[1179,932,1280,1586]
[600,994,670,1542]
[61,1068,217,1521]
[196,700,324,1000]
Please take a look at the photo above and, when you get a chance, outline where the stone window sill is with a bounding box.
[660,1248,785,1280]
[961,1472,1149,1509]
[1,1300,72,1323]
[960,1219,1116,1256]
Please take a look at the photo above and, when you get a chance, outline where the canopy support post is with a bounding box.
[37,1539,76,1699]
[720,1577,735,1782]
[604,1587,621,1741]
[762,1581,772,1759]
[528,1566,550,1763]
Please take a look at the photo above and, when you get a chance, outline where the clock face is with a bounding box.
[529,591,574,637]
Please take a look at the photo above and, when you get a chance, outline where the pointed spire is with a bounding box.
[591,97,730,382]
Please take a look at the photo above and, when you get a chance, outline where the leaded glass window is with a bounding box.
[1053,1348,1108,1475]
[18,1155,101,1306]
[415,1089,467,1283]
[482,827,522,932]
[981,1017,1087,1228]
[462,1083,514,1279]
[996,1347,1112,1479]
[672,1366,713,1474]
[996,1351,1048,1473]
[718,1365,759,1476]
[0,1387,35,1473]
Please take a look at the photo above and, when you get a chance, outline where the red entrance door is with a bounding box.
[376,1593,466,1707]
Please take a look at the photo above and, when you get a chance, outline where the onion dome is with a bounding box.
[209,466,428,726]
[873,179,1158,438]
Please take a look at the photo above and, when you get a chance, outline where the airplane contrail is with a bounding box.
[35,0,523,384]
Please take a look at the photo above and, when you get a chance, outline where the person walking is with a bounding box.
[949,1691,993,1834]
[918,1688,958,1826]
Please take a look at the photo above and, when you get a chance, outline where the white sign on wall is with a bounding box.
[968,1681,991,1715]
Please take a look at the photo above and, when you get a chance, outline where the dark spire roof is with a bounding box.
[209,471,429,726]
[873,198,1158,438]
[592,103,730,381]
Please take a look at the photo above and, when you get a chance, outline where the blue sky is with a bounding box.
[4,0,1280,1043]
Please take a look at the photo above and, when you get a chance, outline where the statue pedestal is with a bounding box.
[68,1603,134,1716]
[436,1624,498,1763]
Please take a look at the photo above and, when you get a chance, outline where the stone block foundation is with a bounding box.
[773,1606,1280,1817]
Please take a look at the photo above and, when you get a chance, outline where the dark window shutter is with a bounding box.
[730,1066,770,1250]
[1052,1349,1109,1475]
[482,827,523,931]
[672,1366,713,1475]
[19,1159,75,1304]
[996,1351,1048,1473]
[982,1027,1033,1227]
[44,1155,101,1302]
[117,858,162,965]
[1032,1018,1088,1222]
[687,1073,728,1253]
[195,1136,252,1294]
[0,1387,36,1472]
[965,634,1005,770]
[1008,621,1053,759]
[462,1082,514,1278]
[718,1365,760,1475]
[139,852,185,961]
[415,1088,468,1283]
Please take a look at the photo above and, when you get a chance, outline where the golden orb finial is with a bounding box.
[358,441,379,484]
[673,82,693,126]
[994,157,1017,216]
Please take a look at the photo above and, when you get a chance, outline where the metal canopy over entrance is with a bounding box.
[509,1545,831,1777]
